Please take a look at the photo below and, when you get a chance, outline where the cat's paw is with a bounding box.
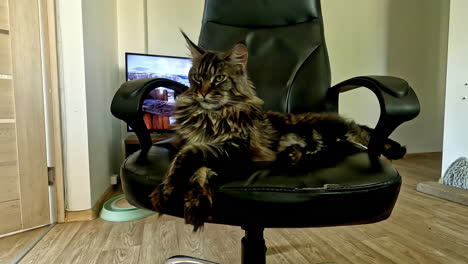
[288,145,304,165]
[183,185,213,232]
[383,144,407,160]
[149,183,174,214]
[278,144,304,166]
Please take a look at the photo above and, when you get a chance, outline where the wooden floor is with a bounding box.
[3,153,468,264]
[0,226,48,264]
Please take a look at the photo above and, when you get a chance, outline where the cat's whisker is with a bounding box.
[224,100,250,107]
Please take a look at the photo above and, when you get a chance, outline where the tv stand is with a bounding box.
[124,133,174,157]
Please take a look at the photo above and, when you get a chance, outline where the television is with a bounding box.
[125,52,192,132]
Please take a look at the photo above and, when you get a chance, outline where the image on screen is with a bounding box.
[126,53,192,131]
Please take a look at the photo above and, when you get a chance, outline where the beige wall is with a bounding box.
[323,0,449,153]
[116,0,146,85]
[116,0,203,83]
[117,0,449,153]
[146,0,204,57]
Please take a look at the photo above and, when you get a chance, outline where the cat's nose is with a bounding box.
[200,83,210,97]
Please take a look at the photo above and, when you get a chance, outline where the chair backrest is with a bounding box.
[198,0,333,113]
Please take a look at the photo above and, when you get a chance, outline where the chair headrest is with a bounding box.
[202,0,322,27]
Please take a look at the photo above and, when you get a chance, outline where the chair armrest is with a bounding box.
[327,75,420,155]
[111,78,188,161]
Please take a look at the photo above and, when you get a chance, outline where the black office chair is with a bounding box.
[111,1,420,263]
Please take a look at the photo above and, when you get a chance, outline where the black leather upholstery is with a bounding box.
[121,144,401,228]
[202,0,321,27]
[199,0,331,113]
[328,76,420,154]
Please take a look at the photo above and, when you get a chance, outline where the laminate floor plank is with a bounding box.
[103,219,144,251]
[95,246,141,264]
[138,216,180,264]
[17,223,82,264]
[0,226,48,264]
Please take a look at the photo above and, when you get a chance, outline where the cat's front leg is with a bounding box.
[184,166,217,231]
[150,143,213,214]
[182,140,248,231]
[150,161,181,214]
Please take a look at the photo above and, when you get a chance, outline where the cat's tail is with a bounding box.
[382,138,407,160]
[359,125,406,160]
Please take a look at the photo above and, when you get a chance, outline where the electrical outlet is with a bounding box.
[110,174,119,185]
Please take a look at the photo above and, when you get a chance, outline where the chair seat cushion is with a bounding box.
[121,144,401,228]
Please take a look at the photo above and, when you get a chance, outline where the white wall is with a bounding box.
[442,0,468,177]
[56,0,121,210]
[82,0,121,206]
[117,0,449,153]
[56,0,91,210]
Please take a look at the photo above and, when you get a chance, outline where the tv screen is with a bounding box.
[125,53,192,132]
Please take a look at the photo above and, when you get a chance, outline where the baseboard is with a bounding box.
[64,209,95,222]
[404,152,442,158]
[64,185,120,222]
[417,181,468,206]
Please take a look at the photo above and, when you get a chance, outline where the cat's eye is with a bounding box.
[214,75,226,83]
[191,75,202,83]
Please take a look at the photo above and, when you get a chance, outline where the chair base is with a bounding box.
[163,255,219,264]
[242,227,266,264]
[163,227,266,264]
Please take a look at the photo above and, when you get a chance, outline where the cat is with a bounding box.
[149,32,406,231]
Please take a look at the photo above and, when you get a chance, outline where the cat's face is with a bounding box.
[182,32,251,111]
[188,52,244,110]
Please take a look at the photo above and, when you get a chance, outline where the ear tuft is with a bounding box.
[229,42,248,72]
[180,30,204,59]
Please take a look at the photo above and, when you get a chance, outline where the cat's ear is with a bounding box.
[228,42,248,72]
[181,30,204,59]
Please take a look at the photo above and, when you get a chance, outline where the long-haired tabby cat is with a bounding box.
[150,32,406,231]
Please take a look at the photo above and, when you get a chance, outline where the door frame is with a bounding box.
[38,0,66,223]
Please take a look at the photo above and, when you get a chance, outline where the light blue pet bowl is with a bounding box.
[100,194,154,222]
